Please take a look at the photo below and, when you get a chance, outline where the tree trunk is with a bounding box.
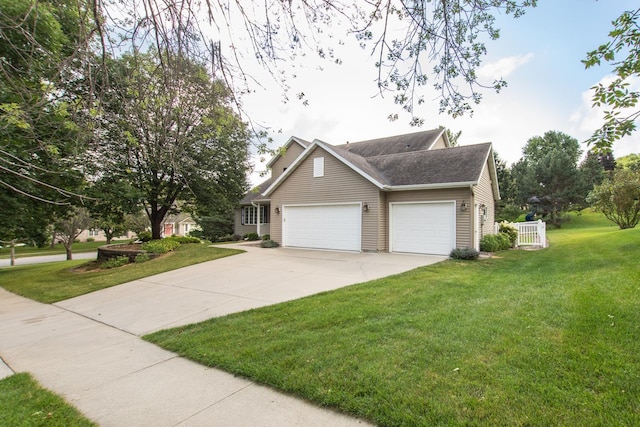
[65,246,73,260]
[151,215,163,240]
[10,239,15,266]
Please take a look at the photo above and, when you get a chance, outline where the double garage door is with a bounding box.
[390,202,455,255]
[282,201,455,255]
[283,204,362,251]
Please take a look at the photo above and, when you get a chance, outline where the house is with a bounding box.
[235,128,499,255]
[76,229,135,242]
[161,212,198,237]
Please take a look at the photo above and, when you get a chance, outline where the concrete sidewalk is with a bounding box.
[0,244,445,426]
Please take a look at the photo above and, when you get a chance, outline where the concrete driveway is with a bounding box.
[0,243,445,426]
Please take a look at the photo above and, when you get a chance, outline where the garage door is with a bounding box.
[283,204,361,251]
[390,202,455,255]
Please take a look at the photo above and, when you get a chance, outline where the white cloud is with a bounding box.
[477,53,534,80]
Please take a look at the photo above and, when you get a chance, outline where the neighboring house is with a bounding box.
[76,229,135,242]
[235,128,499,255]
[161,212,198,237]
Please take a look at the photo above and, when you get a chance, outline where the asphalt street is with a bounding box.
[0,251,97,267]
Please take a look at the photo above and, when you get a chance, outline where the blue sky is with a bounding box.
[240,1,640,183]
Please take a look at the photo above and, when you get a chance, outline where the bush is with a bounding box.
[217,234,236,242]
[480,233,511,252]
[244,232,260,241]
[134,253,151,263]
[449,248,479,260]
[169,236,201,244]
[498,221,518,247]
[142,238,182,254]
[137,231,152,242]
[101,256,129,269]
[86,237,95,243]
[260,239,280,248]
[262,234,270,241]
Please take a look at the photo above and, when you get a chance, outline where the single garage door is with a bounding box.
[283,204,361,251]
[390,202,455,255]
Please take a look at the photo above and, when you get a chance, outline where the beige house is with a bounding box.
[161,213,198,237]
[235,128,499,255]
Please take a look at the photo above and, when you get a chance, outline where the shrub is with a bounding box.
[134,253,151,263]
[449,248,479,260]
[101,256,129,269]
[169,236,201,244]
[244,232,260,241]
[137,231,152,242]
[217,234,236,242]
[262,234,270,241]
[142,238,181,254]
[86,237,95,243]
[498,221,518,247]
[260,239,280,248]
[480,233,511,252]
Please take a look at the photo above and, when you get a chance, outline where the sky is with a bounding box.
[235,1,640,185]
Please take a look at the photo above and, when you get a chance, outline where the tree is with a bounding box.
[96,51,250,239]
[1,0,90,248]
[86,177,141,244]
[588,168,640,229]
[53,207,92,260]
[583,8,640,151]
[616,153,640,171]
[512,131,585,227]
[493,151,523,222]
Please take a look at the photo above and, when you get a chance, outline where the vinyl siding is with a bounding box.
[386,187,472,249]
[234,208,271,237]
[270,146,382,251]
[271,143,305,180]
[430,134,448,149]
[474,162,496,239]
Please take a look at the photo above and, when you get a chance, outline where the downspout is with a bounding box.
[251,201,261,237]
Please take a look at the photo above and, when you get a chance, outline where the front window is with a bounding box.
[242,206,269,225]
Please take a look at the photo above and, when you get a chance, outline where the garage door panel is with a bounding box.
[284,204,361,251]
[391,202,454,255]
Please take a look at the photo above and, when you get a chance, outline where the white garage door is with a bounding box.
[283,204,361,251]
[390,202,455,255]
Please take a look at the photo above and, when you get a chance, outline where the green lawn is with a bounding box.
[0,373,96,427]
[145,212,640,426]
[0,240,129,259]
[0,244,243,303]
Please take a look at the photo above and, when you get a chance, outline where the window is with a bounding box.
[313,157,324,177]
[242,206,269,225]
[88,229,99,237]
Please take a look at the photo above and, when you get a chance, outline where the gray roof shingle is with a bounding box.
[365,143,491,186]
[336,129,444,157]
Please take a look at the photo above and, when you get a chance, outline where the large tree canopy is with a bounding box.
[0,0,88,242]
[95,51,250,239]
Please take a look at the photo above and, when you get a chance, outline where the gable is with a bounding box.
[266,136,310,180]
[270,146,380,201]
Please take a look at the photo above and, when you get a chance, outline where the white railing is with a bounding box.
[495,220,547,248]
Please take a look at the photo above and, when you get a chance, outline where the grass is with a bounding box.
[0,240,128,259]
[0,243,243,303]
[0,373,96,426]
[145,211,640,426]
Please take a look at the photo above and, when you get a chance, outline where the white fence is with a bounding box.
[495,220,547,248]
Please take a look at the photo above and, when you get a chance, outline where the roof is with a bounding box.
[240,177,273,205]
[336,128,447,157]
[261,129,499,198]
